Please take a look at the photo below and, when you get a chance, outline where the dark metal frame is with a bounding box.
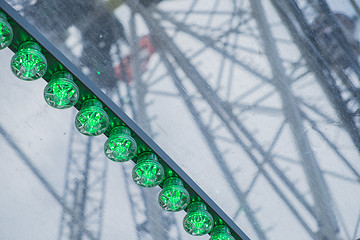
[0,1,250,240]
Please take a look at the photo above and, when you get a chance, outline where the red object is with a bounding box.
[114,35,155,82]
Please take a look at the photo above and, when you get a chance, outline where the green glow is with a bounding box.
[183,202,214,236]
[11,41,47,81]
[0,12,13,50]
[158,177,190,212]
[132,152,165,187]
[75,99,109,136]
[104,126,137,162]
[44,71,79,109]
[209,225,236,240]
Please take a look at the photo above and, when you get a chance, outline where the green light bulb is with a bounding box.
[183,202,214,236]
[132,152,165,187]
[210,225,236,240]
[104,126,137,162]
[75,99,109,136]
[0,12,13,50]
[158,177,190,212]
[44,71,79,109]
[11,41,47,80]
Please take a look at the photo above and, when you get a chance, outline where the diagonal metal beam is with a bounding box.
[250,1,339,239]
[155,40,268,240]
[272,0,360,152]
[153,9,273,86]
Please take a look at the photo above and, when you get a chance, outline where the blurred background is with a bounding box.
[0,0,360,239]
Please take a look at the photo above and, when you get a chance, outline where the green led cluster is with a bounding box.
[132,152,165,187]
[210,225,236,240]
[183,202,214,236]
[44,71,79,109]
[75,99,109,136]
[0,9,237,239]
[0,11,13,50]
[158,177,190,212]
[104,126,137,162]
[11,41,47,80]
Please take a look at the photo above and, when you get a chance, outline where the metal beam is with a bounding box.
[154,40,268,240]
[250,1,339,239]
[131,1,317,226]
[273,0,360,152]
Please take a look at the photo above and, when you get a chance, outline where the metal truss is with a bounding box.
[127,0,360,239]
[3,0,360,239]
[273,0,360,151]
[0,124,97,240]
[58,124,108,240]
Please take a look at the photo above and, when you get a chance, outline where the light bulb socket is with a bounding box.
[44,71,79,109]
[211,225,231,235]
[158,177,190,211]
[110,126,132,137]
[132,152,165,187]
[104,126,137,162]
[50,71,74,82]
[183,201,214,236]
[0,11,13,50]
[81,99,103,110]
[0,11,7,20]
[75,99,109,136]
[187,202,207,213]
[19,41,42,52]
[163,177,184,188]
[209,225,235,240]
[136,152,158,164]
[11,40,47,80]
